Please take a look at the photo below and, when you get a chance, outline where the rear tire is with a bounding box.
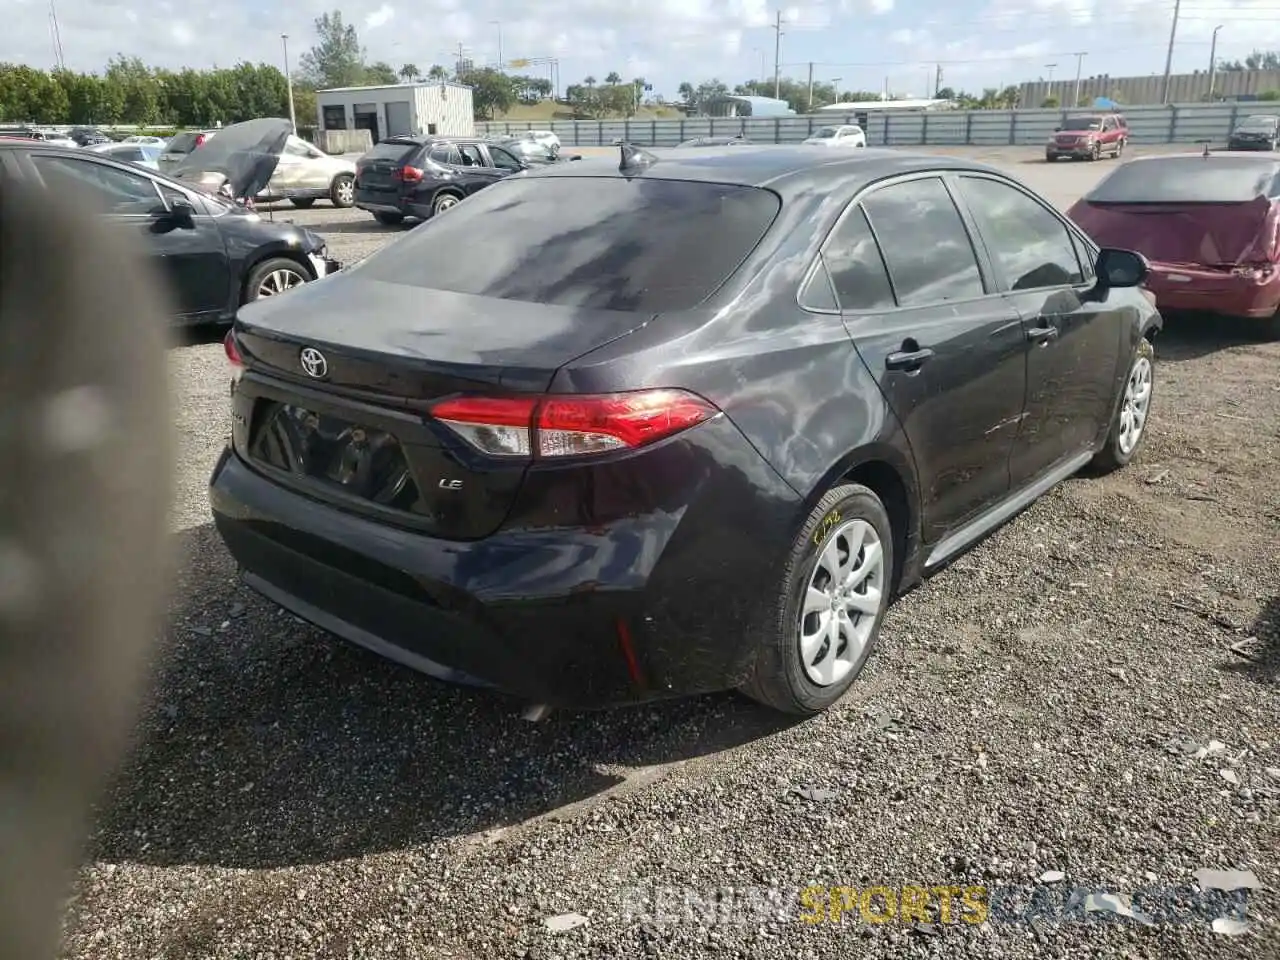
[290,198,316,209]
[741,483,894,716]
[1091,338,1154,474]
[373,212,404,226]
[1114,139,1125,158]
[433,191,462,215]
[330,173,355,208]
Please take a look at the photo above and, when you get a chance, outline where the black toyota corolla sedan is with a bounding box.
[0,137,339,325]
[211,144,1161,715]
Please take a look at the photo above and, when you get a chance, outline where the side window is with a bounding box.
[31,156,160,215]
[427,143,457,165]
[457,144,485,167]
[158,183,191,208]
[799,260,839,312]
[487,146,523,172]
[861,177,984,306]
[956,176,1084,291]
[822,205,896,310]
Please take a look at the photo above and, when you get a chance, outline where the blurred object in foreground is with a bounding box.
[0,164,174,959]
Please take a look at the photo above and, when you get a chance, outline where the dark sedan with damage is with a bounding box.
[1068,151,1280,336]
[211,144,1161,715]
[1227,114,1280,151]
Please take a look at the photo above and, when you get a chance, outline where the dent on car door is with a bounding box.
[834,176,1029,545]
[951,173,1124,487]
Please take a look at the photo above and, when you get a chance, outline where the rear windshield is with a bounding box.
[813,127,838,138]
[166,133,197,152]
[357,177,781,312]
[1061,117,1103,131]
[364,140,420,161]
[1086,157,1280,203]
[1238,116,1277,129]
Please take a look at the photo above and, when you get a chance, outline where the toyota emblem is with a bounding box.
[299,347,328,379]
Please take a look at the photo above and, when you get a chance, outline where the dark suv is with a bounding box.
[353,135,530,225]
[1046,114,1128,161]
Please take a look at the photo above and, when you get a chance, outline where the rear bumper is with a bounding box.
[208,418,802,708]
[1145,263,1280,318]
[1227,140,1274,151]
[354,187,406,216]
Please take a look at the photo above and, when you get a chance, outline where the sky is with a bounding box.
[6,0,1280,99]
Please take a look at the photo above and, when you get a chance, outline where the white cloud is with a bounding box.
[169,21,193,47]
[364,4,395,30]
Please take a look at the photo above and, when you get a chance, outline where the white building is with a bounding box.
[315,81,476,143]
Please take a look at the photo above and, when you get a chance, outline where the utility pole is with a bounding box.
[1044,63,1057,103]
[807,61,814,111]
[490,20,503,70]
[1161,0,1181,104]
[934,63,943,97]
[1208,25,1223,101]
[1071,52,1086,108]
[281,34,296,132]
[772,11,783,100]
[48,0,65,71]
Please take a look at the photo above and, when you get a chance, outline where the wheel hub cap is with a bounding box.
[798,518,886,687]
[1118,355,1153,455]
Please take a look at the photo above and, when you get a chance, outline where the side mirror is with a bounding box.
[1053,126,1061,132]
[1096,247,1148,288]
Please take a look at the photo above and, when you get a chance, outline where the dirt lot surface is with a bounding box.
[63,146,1277,959]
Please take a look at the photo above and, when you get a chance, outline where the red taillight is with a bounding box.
[393,165,424,183]
[224,330,244,368]
[429,389,720,459]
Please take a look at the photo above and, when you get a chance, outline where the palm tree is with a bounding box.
[399,63,420,83]
[605,71,622,85]
[427,64,447,80]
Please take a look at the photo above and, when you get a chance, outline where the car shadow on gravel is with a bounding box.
[1152,312,1270,362]
[89,523,795,871]
[305,217,409,235]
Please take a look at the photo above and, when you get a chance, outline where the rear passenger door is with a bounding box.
[827,175,1029,545]
[951,173,1123,487]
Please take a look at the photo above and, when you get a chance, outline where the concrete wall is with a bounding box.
[477,102,1280,147]
[315,82,475,141]
[1019,70,1280,108]
[314,129,373,154]
[415,84,475,136]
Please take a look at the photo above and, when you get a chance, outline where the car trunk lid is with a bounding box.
[229,276,655,540]
[1068,197,1279,267]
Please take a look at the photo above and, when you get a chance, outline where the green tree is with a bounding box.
[1041,95,1059,108]
[604,71,621,85]
[298,10,367,89]
[457,67,515,120]
[365,61,397,85]
[399,63,419,82]
[427,64,447,80]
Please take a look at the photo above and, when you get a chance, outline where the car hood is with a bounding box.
[213,204,327,251]
[172,118,292,200]
[1068,196,1279,266]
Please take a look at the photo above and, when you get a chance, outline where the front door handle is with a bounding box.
[1026,324,1059,344]
[885,348,935,371]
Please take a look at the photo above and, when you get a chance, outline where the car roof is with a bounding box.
[382,134,488,146]
[520,145,1010,196]
[1115,150,1280,164]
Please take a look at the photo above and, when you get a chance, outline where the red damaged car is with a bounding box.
[1068,152,1280,335]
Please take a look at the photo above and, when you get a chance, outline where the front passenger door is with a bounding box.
[833,177,1029,545]
[952,174,1124,488]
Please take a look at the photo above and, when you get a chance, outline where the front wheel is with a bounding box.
[242,257,310,304]
[1091,338,1154,473]
[330,173,355,208]
[741,483,894,715]
[1114,139,1125,158]
[1091,142,1102,161]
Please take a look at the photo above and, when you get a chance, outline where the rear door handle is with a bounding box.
[1026,324,1059,344]
[885,348,935,371]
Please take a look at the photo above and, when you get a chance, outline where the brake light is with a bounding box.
[224,330,244,368]
[430,390,720,458]
[393,165,424,183]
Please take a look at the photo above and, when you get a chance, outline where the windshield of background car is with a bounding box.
[1061,117,1103,131]
[358,177,781,311]
[813,127,838,138]
[1086,157,1280,203]
[1239,117,1277,130]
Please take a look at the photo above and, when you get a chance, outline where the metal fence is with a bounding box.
[476,102,1280,148]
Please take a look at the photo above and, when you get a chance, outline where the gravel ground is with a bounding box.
[62,145,1277,959]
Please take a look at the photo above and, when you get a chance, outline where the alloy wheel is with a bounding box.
[1118,355,1153,455]
[435,195,459,213]
[798,519,886,686]
[257,268,306,298]
[335,177,355,205]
